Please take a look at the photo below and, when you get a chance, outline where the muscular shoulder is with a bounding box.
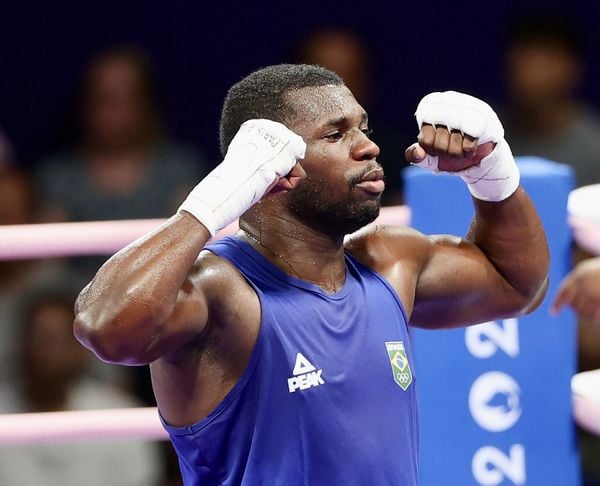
[344,224,432,275]
[159,248,260,364]
[190,249,257,309]
[344,225,436,317]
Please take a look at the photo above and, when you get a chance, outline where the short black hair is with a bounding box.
[503,11,586,58]
[219,64,343,155]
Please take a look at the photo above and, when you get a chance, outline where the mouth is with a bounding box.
[354,168,385,195]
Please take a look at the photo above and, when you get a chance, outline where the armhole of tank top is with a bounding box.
[159,252,266,437]
[345,253,411,328]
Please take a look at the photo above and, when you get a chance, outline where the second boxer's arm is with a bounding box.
[552,257,600,321]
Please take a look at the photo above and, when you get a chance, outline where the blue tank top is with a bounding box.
[160,236,419,485]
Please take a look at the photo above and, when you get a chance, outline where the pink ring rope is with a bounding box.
[0,204,597,445]
[0,407,168,445]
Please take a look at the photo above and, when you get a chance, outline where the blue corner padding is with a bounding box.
[403,158,580,486]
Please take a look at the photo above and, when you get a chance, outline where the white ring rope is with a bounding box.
[0,202,598,446]
[572,369,600,436]
[0,407,167,445]
[569,215,600,256]
[568,183,600,256]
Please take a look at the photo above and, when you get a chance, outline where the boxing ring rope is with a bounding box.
[568,184,600,255]
[0,219,165,260]
[0,206,412,260]
[0,407,168,445]
[0,203,598,445]
[572,369,600,436]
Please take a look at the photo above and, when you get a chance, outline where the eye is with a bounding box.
[361,127,373,137]
[324,132,343,141]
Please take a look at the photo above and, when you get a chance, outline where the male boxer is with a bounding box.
[74,64,549,485]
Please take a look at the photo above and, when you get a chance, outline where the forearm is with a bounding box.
[467,187,550,306]
[74,212,210,360]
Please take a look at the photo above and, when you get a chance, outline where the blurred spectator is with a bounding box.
[0,168,34,226]
[296,27,371,107]
[294,27,407,205]
[502,12,600,187]
[0,130,14,170]
[0,289,162,486]
[34,49,208,467]
[0,167,77,383]
[36,46,211,278]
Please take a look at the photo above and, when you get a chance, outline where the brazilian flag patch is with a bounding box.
[385,341,413,391]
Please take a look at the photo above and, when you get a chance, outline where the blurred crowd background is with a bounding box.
[2,1,600,485]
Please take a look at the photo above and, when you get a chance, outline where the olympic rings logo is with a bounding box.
[396,372,411,384]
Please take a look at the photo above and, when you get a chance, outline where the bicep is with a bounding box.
[114,251,213,366]
[411,235,525,328]
[146,253,260,363]
[125,274,210,364]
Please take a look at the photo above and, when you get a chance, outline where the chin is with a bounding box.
[313,198,382,236]
[288,179,382,235]
[340,200,381,234]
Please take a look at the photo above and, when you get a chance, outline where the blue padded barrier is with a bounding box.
[403,158,579,486]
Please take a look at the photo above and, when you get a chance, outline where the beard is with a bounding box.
[287,173,381,236]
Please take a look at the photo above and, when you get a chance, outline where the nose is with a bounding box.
[352,131,380,161]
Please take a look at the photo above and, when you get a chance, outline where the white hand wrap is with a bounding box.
[179,119,306,235]
[413,91,520,202]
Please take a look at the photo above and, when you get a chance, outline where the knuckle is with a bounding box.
[433,139,448,152]
[417,136,433,150]
[463,135,477,146]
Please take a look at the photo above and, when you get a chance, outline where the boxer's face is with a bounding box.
[282,85,383,234]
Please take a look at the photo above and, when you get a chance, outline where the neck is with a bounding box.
[239,202,347,293]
